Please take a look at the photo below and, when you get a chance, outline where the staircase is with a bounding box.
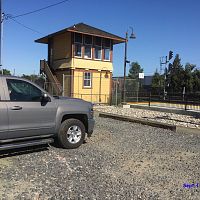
[40,60,63,95]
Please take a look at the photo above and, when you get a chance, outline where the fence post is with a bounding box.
[136,81,139,102]
[62,74,65,96]
[115,81,118,106]
[185,94,187,111]
[91,87,92,103]
[148,91,151,107]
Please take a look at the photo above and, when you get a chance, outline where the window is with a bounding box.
[104,38,111,48]
[7,79,42,102]
[104,48,110,61]
[95,46,102,60]
[83,72,92,88]
[103,38,111,61]
[74,33,82,43]
[95,37,102,46]
[84,45,92,59]
[74,33,83,57]
[84,35,92,45]
[74,44,82,57]
[94,36,102,60]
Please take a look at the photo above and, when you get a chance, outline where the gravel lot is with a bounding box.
[94,105,200,129]
[0,114,200,199]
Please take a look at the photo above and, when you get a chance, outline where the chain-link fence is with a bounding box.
[111,77,200,111]
[40,75,200,111]
[43,74,111,104]
[111,78,142,105]
[43,82,61,96]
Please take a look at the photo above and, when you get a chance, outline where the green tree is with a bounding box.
[151,69,164,94]
[2,68,11,75]
[21,74,45,88]
[21,74,38,82]
[167,54,184,93]
[128,62,143,79]
[127,62,143,92]
[192,69,200,93]
[184,63,196,93]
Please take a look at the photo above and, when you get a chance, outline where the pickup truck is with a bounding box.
[0,75,95,150]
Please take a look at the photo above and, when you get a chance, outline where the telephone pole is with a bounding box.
[0,0,3,74]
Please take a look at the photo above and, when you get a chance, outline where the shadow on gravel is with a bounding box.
[49,139,88,151]
[0,144,49,159]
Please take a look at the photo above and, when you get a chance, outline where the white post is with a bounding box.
[0,0,3,75]
[62,73,65,96]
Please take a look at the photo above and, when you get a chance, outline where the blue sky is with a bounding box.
[2,0,200,76]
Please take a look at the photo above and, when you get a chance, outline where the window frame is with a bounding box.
[83,72,92,88]
[104,47,111,61]
[95,36,102,47]
[84,35,93,45]
[84,45,92,59]
[94,46,102,60]
[94,36,102,60]
[74,33,83,44]
[74,33,83,58]
[74,43,82,58]
[104,38,111,48]
[103,38,111,61]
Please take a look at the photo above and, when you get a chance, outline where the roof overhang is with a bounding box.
[35,24,126,45]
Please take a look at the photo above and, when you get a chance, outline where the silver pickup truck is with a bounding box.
[0,75,94,150]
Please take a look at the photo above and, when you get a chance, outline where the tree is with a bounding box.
[167,54,184,93]
[151,53,200,95]
[151,69,164,94]
[127,62,143,93]
[184,63,196,93]
[21,74,45,88]
[192,69,200,93]
[128,62,143,79]
[21,74,38,82]
[2,68,11,75]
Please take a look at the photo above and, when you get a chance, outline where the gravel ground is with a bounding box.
[0,114,200,199]
[94,105,200,129]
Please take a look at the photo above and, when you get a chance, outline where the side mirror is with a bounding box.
[41,93,51,102]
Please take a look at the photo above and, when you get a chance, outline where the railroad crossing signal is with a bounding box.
[169,51,173,60]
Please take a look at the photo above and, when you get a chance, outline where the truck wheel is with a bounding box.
[58,119,86,149]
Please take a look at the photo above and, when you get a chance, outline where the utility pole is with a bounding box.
[122,28,136,103]
[0,0,3,75]
[122,32,128,103]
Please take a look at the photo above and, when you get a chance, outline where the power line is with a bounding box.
[9,17,43,35]
[11,0,70,19]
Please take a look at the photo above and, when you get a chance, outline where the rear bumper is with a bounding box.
[87,118,95,137]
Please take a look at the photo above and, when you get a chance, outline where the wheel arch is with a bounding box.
[60,114,88,133]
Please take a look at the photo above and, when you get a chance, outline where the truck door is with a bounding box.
[5,78,57,139]
[0,78,9,140]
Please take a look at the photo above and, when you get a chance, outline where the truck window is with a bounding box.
[7,79,42,102]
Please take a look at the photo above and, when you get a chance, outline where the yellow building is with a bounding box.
[35,23,125,104]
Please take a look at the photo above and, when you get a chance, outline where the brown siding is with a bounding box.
[52,32,72,69]
[53,33,67,60]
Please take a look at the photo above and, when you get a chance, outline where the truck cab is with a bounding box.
[0,75,94,150]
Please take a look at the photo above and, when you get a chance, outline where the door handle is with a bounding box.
[11,106,23,110]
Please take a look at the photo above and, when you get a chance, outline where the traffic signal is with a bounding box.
[169,50,173,60]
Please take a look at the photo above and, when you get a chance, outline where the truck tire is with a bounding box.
[58,118,86,149]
